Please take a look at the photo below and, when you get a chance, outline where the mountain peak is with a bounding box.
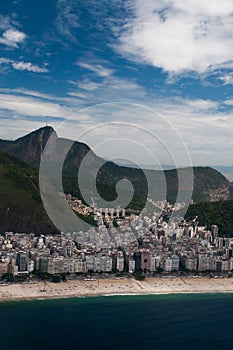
[2,126,57,165]
[16,125,56,141]
[35,125,55,133]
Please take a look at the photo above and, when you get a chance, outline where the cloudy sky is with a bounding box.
[1,0,233,166]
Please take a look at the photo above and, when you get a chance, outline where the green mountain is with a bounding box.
[185,200,233,236]
[0,150,58,234]
[187,166,230,202]
[0,127,231,210]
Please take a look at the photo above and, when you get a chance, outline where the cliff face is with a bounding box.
[0,126,56,166]
[0,126,98,172]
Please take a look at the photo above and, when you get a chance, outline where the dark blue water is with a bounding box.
[0,294,233,350]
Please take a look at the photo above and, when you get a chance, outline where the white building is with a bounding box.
[116,251,124,271]
[149,256,156,272]
[164,257,173,272]
[128,257,135,273]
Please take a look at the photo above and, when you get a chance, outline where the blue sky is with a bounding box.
[0,0,233,166]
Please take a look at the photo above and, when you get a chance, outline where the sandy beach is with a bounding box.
[0,277,233,301]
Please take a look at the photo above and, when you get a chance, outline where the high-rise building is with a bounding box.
[149,255,156,272]
[86,255,95,271]
[94,256,101,272]
[172,256,180,271]
[218,238,224,249]
[198,255,207,272]
[39,257,49,273]
[134,252,141,271]
[47,257,64,275]
[211,225,218,239]
[27,259,34,273]
[141,251,150,271]
[185,257,197,271]
[105,256,113,272]
[16,252,27,272]
[116,251,124,271]
[216,260,222,272]
[128,257,135,273]
[164,257,173,272]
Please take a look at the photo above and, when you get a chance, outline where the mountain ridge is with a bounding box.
[0,126,230,207]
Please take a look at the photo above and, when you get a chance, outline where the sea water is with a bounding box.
[0,293,233,350]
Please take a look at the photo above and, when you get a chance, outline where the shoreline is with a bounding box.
[1,277,233,302]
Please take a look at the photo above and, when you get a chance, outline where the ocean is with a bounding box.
[0,294,233,350]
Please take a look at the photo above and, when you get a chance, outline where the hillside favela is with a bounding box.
[1,1,233,350]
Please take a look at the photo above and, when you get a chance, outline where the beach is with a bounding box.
[1,277,233,301]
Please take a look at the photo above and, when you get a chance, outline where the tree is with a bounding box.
[156,267,163,274]
[52,275,61,283]
[2,273,14,282]
[61,273,67,281]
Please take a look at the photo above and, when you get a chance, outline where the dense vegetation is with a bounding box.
[0,151,58,234]
[185,200,233,236]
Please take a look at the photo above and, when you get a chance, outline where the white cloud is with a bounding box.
[184,99,218,111]
[0,57,11,64]
[114,0,233,75]
[0,93,71,118]
[52,97,233,166]
[77,62,114,77]
[68,75,145,102]
[67,91,88,99]
[0,29,26,48]
[219,74,233,85]
[12,61,48,73]
[0,88,56,100]
[55,0,79,42]
[0,119,50,141]
[77,79,103,91]
[0,57,48,73]
[0,88,232,165]
[0,15,27,48]
[223,99,233,106]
